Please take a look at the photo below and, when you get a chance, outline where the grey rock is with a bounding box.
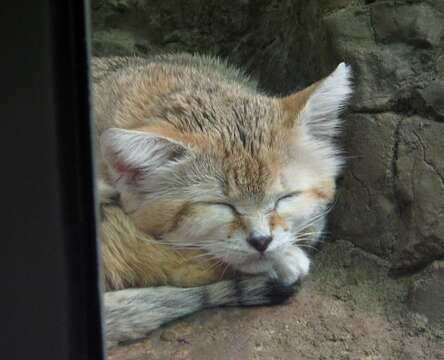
[324,7,374,41]
[418,80,444,121]
[371,3,444,48]
[393,117,444,270]
[330,113,401,259]
[408,260,444,327]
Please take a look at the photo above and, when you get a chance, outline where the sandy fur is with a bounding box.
[101,204,231,290]
[93,53,353,347]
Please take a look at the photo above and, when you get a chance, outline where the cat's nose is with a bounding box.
[247,234,273,253]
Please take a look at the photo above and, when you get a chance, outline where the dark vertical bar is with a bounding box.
[0,1,104,360]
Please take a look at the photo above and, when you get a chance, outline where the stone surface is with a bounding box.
[371,3,444,48]
[393,117,444,270]
[323,1,444,272]
[330,113,401,259]
[91,0,444,272]
[408,260,444,327]
[417,80,444,121]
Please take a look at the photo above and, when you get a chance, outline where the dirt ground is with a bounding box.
[107,241,444,360]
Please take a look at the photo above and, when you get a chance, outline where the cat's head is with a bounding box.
[100,63,352,273]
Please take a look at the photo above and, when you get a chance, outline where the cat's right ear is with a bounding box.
[280,63,353,140]
[279,63,352,177]
[100,128,189,187]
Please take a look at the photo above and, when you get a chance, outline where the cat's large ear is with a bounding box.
[280,63,353,141]
[100,128,189,189]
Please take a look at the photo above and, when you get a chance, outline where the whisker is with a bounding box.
[294,234,325,242]
[292,207,332,234]
[298,231,327,237]
[219,260,231,280]
[185,253,215,261]
[294,243,320,252]
[207,259,225,272]
[157,240,219,245]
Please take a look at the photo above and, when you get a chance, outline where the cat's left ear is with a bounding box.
[99,127,190,189]
[280,63,353,140]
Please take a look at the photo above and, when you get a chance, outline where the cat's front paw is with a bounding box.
[270,246,310,286]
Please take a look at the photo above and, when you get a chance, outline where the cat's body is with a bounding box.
[93,54,352,348]
[100,204,229,290]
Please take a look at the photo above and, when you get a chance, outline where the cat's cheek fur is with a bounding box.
[164,204,234,245]
[278,197,319,224]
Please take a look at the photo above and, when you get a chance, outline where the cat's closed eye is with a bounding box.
[204,201,241,215]
[275,192,302,210]
[203,193,303,215]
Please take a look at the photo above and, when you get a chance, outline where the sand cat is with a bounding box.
[93,53,352,348]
